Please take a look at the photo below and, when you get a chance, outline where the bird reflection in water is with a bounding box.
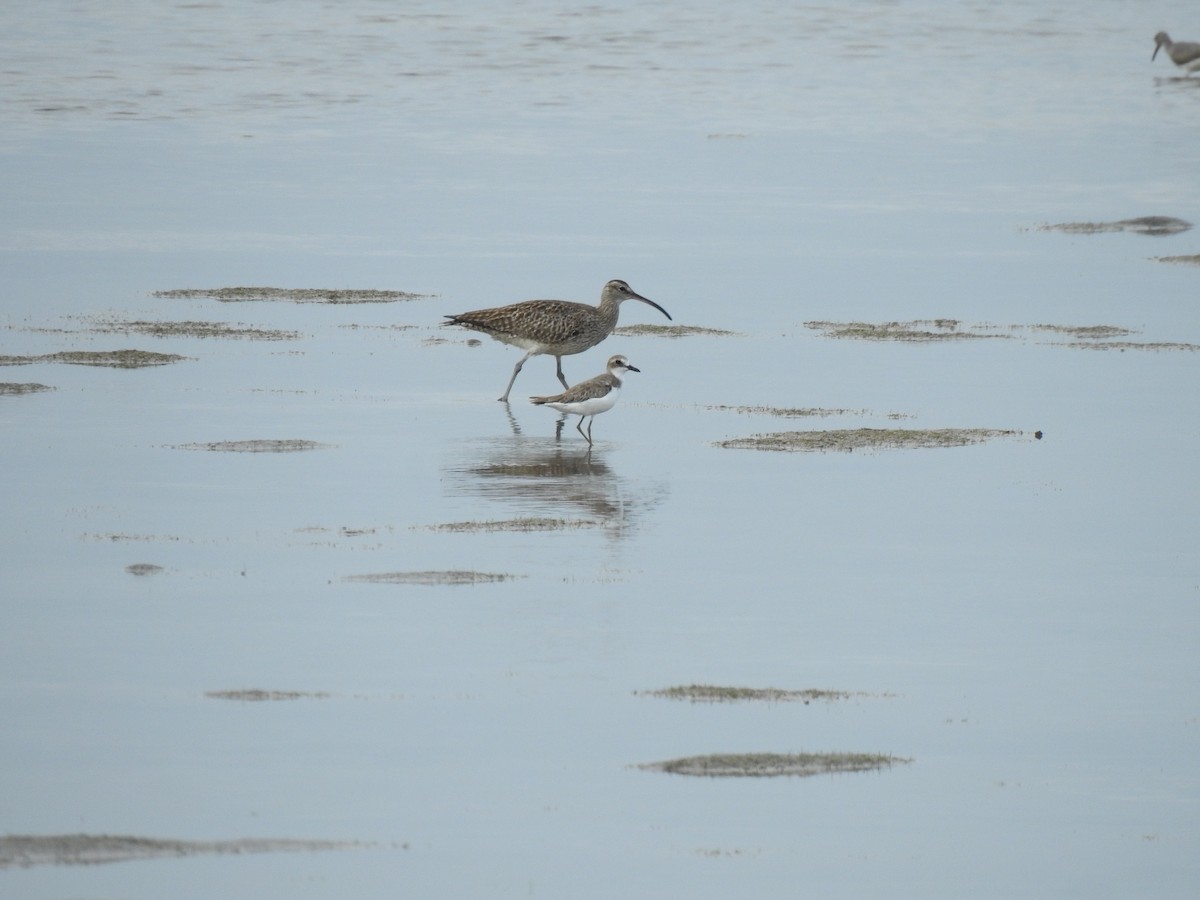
[445,434,666,541]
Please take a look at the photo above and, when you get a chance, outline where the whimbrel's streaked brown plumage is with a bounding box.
[530,354,639,446]
[443,279,669,402]
[1153,31,1200,73]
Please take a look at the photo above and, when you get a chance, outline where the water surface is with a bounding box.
[2,2,1198,897]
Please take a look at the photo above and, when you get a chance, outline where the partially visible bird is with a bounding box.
[529,354,640,446]
[1153,31,1200,74]
[444,279,669,402]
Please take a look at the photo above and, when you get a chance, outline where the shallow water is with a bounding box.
[2,1,1199,897]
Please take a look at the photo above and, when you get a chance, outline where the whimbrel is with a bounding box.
[530,354,640,446]
[444,279,669,402]
[1153,32,1200,74]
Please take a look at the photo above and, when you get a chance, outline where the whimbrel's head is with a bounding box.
[601,280,672,321]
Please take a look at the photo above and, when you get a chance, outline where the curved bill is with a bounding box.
[630,290,672,322]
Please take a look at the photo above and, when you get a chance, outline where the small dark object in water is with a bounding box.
[125,563,163,576]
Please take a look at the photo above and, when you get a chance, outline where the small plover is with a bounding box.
[529,354,640,446]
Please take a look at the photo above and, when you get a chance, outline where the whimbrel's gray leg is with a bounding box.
[499,351,535,403]
[554,355,569,390]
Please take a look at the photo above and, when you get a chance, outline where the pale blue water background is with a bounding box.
[2,1,1199,897]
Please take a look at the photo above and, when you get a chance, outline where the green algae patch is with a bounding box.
[0,382,54,395]
[422,517,602,533]
[614,324,738,338]
[205,689,331,702]
[344,570,521,586]
[154,287,427,304]
[1035,216,1192,236]
[0,833,370,870]
[717,427,1022,453]
[170,439,331,452]
[0,349,188,368]
[639,752,911,778]
[88,318,300,340]
[638,685,879,704]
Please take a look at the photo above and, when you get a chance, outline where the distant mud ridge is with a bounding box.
[706,404,865,418]
[638,685,885,704]
[717,427,1023,453]
[154,287,429,304]
[1154,254,1200,265]
[1035,216,1192,236]
[640,752,911,778]
[1020,324,1197,350]
[0,350,187,368]
[805,319,1004,342]
[206,689,331,701]
[1067,340,1199,352]
[0,382,54,395]
[614,323,738,337]
[803,320,1200,350]
[87,318,301,340]
[1023,324,1135,339]
[422,517,603,533]
[0,833,370,870]
[344,570,520,585]
[169,439,331,452]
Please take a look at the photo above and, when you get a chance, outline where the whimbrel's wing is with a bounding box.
[445,300,598,344]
